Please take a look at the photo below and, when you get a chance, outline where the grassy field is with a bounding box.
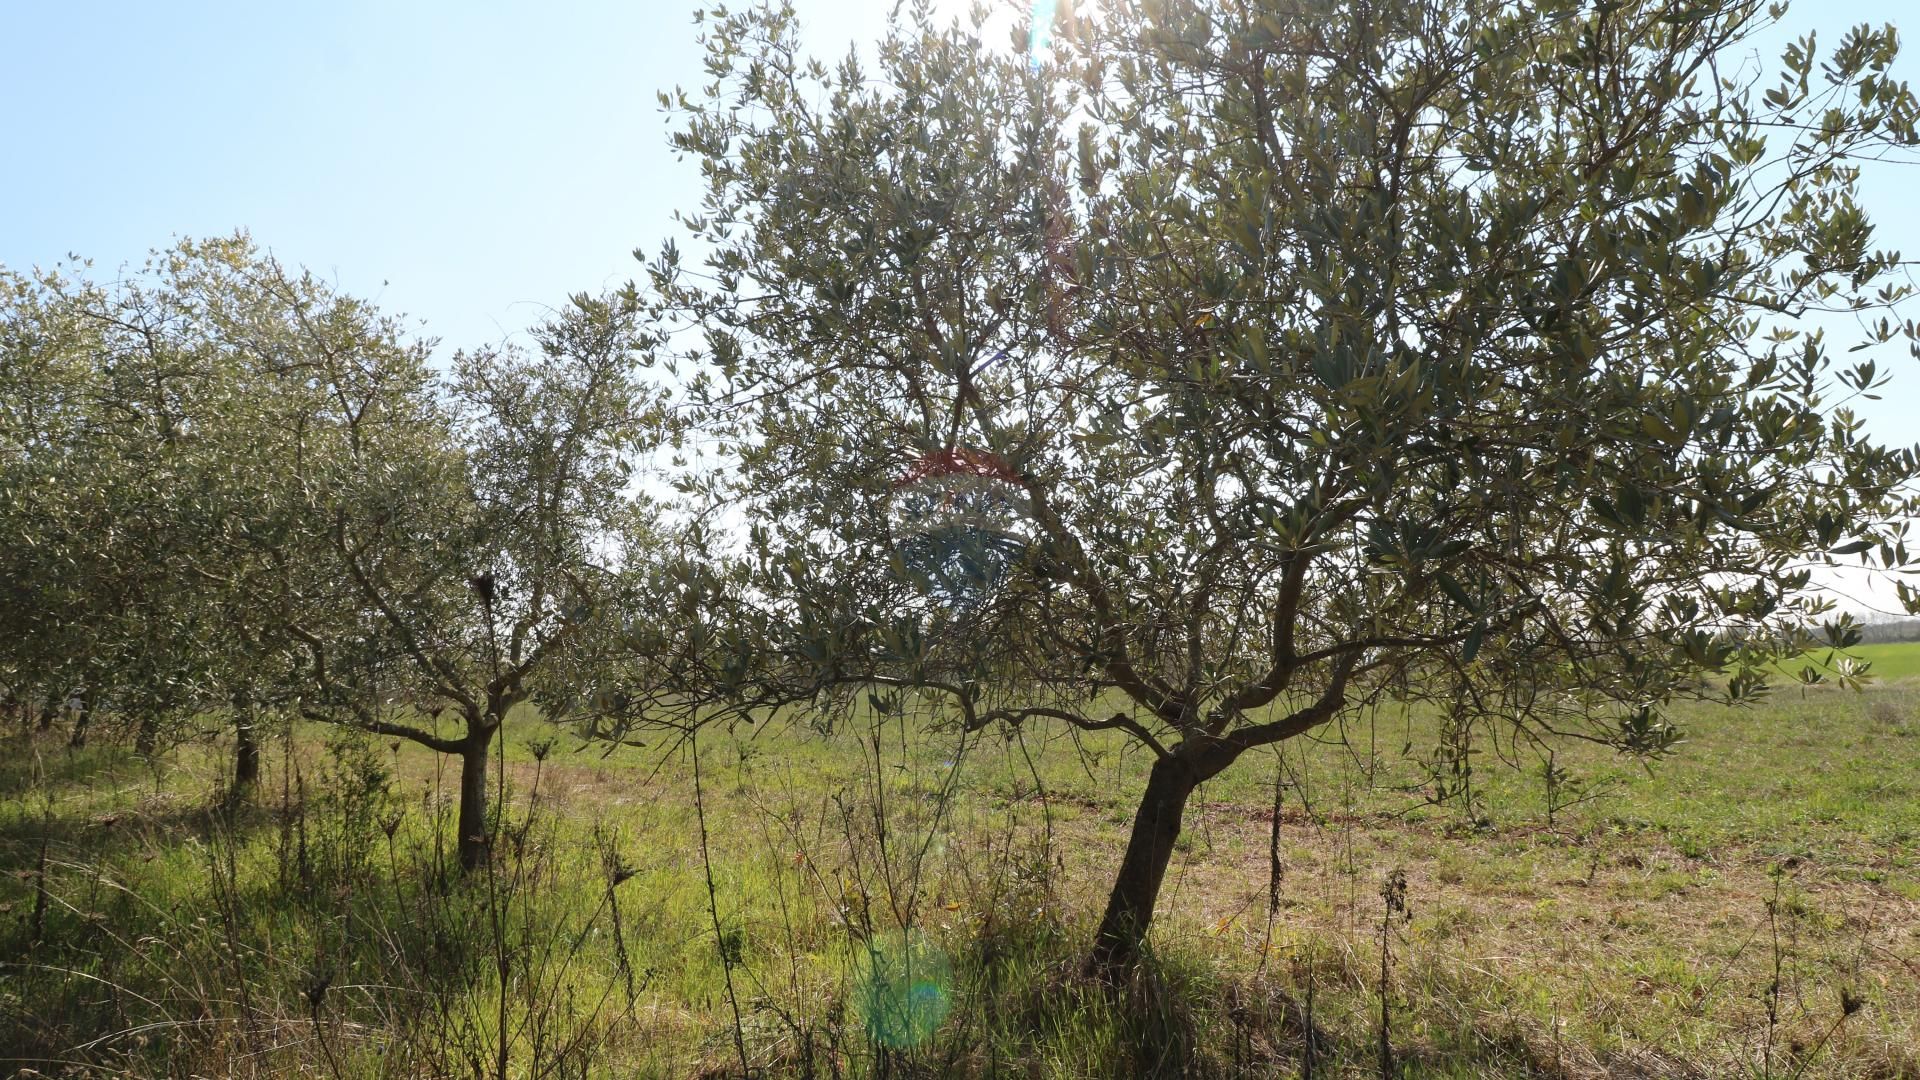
[1834,643,1920,681]
[1777,641,1920,683]
[3,661,1919,1078]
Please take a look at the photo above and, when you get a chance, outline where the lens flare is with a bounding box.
[1029,0,1058,65]
[854,930,953,1048]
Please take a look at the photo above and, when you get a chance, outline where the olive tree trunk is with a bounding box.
[1087,750,1235,980]
[67,692,93,749]
[455,722,499,873]
[135,714,160,757]
[234,690,260,788]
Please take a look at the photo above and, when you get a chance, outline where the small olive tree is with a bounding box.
[0,247,275,756]
[265,283,672,871]
[653,0,1920,976]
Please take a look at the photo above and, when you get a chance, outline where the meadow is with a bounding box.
[1801,642,1920,682]
[3,661,1918,1079]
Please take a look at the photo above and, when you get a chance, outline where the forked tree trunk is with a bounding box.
[455,723,498,873]
[1088,753,1219,980]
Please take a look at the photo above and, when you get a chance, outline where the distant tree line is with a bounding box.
[1859,617,1920,644]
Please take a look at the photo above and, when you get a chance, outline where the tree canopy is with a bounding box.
[648,0,1920,972]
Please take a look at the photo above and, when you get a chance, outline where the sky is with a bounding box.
[0,0,948,346]
[2,0,1917,610]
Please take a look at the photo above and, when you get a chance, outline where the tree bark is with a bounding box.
[455,723,498,873]
[67,692,92,749]
[134,714,160,757]
[234,691,260,788]
[1088,752,1222,980]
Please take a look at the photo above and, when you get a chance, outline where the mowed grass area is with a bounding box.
[2,664,1918,1077]
[1775,641,1920,682]
[1838,642,1920,681]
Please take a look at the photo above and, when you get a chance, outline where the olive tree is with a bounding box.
[261,282,672,871]
[2,239,673,870]
[0,265,113,745]
[0,251,259,755]
[652,0,1920,976]
[0,240,445,769]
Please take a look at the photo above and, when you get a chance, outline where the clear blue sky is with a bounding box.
[2,0,1916,440]
[0,0,921,343]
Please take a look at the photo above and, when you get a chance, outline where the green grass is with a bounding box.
[1781,639,1920,682]
[1848,641,1920,680]
[3,682,1919,1078]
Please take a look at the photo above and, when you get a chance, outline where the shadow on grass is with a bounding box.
[0,732,277,883]
[0,733,148,801]
[863,913,1590,1080]
[0,759,497,1076]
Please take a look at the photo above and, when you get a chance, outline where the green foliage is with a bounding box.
[0,237,678,865]
[646,0,1920,968]
[659,0,1920,748]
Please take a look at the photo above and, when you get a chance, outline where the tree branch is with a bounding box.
[970,706,1171,759]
